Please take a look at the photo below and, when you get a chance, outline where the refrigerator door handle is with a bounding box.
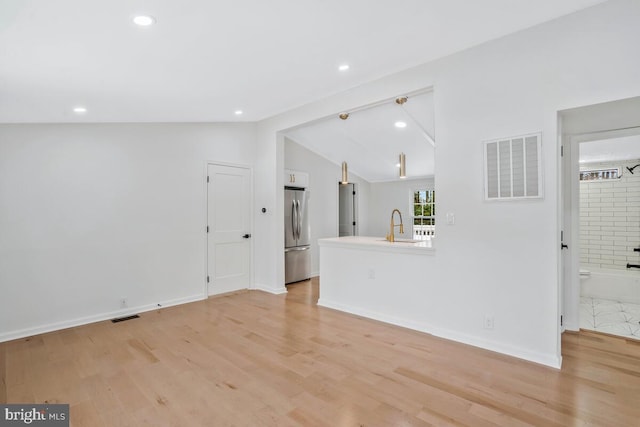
[296,199,301,240]
[291,200,297,241]
[284,246,309,252]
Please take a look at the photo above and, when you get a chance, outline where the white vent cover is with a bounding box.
[484,133,542,200]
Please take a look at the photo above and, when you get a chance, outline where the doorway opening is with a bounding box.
[560,96,640,340]
[338,183,357,237]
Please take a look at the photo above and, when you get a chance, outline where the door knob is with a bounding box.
[242,234,251,239]
[561,243,568,250]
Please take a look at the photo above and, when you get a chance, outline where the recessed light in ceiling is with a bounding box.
[394,121,407,128]
[73,106,87,114]
[133,15,155,26]
[338,64,350,72]
[234,110,243,115]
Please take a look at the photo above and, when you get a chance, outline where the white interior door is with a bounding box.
[207,164,252,295]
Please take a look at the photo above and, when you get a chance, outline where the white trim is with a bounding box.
[410,188,436,238]
[563,321,580,332]
[318,298,562,369]
[0,294,205,343]
[252,283,288,295]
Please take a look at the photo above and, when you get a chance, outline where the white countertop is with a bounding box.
[318,236,435,255]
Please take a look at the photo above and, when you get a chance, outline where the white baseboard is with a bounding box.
[252,283,288,295]
[563,321,580,332]
[0,294,206,343]
[318,298,562,369]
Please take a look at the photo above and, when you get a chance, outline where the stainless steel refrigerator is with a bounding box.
[284,187,311,284]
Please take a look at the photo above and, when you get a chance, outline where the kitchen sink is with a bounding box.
[378,238,421,243]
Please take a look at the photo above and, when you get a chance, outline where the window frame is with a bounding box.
[410,188,435,239]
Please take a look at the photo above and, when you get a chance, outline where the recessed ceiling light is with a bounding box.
[234,110,243,116]
[396,163,401,168]
[73,106,87,114]
[338,64,350,72]
[394,121,407,128]
[133,15,155,26]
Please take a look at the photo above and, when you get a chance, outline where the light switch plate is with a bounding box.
[446,213,455,225]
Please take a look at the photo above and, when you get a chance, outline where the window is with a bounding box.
[413,190,435,239]
[579,167,620,181]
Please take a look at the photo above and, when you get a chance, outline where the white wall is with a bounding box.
[579,159,640,270]
[368,178,435,239]
[0,123,256,341]
[284,137,370,276]
[254,0,640,367]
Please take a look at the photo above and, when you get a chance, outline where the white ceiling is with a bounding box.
[285,91,435,182]
[0,0,605,123]
[580,135,640,164]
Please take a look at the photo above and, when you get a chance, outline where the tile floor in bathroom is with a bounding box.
[580,296,640,339]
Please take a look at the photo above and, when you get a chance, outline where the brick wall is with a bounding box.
[579,159,640,270]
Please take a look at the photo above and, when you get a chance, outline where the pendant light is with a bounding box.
[341,161,349,184]
[399,153,406,179]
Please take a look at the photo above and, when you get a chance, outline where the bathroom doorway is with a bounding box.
[339,183,357,236]
[560,96,640,339]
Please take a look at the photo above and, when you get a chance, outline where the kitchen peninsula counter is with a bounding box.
[317,236,437,335]
[318,236,435,255]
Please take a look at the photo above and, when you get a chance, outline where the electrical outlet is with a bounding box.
[484,315,494,329]
[368,269,375,279]
[120,298,128,309]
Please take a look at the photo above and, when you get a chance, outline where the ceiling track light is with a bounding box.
[399,153,406,179]
[341,161,349,184]
[395,94,435,147]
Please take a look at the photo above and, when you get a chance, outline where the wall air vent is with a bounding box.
[484,133,542,200]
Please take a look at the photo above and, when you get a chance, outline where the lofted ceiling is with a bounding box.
[0,0,605,124]
[285,91,434,182]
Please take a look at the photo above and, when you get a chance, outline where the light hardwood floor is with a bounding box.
[1,278,640,426]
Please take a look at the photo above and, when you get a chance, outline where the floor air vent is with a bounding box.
[111,314,140,323]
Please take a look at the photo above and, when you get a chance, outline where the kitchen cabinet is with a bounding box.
[284,169,309,188]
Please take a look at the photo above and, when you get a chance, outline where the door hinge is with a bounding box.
[561,230,564,241]
[560,315,563,326]
[207,276,210,283]
[352,221,356,226]
[206,226,209,233]
[561,146,564,157]
[353,191,356,195]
